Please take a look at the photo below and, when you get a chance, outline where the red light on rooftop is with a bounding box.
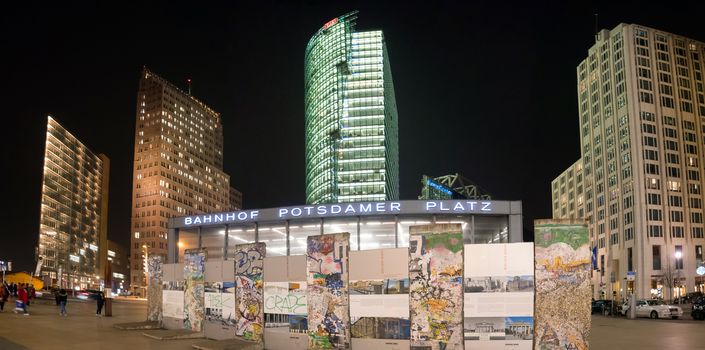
[323,18,338,30]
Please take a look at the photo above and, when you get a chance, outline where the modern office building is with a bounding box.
[304,11,399,204]
[552,24,705,300]
[130,68,236,296]
[37,116,110,289]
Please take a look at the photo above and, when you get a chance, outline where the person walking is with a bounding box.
[58,289,68,316]
[95,291,105,316]
[0,283,9,312]
[16,283,29,315]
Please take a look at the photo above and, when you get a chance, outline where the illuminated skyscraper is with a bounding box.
[37,116,109,289]
[552,24,705,300]
[304,11,399,204]
[130,68,237,296]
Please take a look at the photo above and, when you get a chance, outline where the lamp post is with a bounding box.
[142,245,148,298]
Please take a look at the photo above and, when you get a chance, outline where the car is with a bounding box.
[75,289,101,300]
[692,297,705,320]
[633,299,683,319]
[592,300,615,315]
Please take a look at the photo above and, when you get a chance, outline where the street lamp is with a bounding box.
[142,244,149,297]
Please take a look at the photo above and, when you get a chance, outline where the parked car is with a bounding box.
[632,299,683,319]
[692,297,705,320]
[591,300,615,315]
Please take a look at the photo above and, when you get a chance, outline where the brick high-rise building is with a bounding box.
[130,68,237,296]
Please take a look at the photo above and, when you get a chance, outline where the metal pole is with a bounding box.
[286,221,290,256]
[224,224,229,261]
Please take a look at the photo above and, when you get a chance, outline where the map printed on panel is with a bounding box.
[307,233,350,349]
[234,243,265,342]
[183,250,206,332]
[463,243,535,350]
[534,220,591,350]
[409,224,464,350]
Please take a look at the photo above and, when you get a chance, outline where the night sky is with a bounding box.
[3,1,705,272]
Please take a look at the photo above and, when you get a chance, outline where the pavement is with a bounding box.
[1,298,703,349]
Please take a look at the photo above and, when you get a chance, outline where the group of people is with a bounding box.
[0,282,35,315]
[54,289,106,317]
[0,281,107,317]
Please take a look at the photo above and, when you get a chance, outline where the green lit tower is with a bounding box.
[305,11,399,204]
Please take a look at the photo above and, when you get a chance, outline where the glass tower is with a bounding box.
[37,116,109,289]
[305,11,399,204]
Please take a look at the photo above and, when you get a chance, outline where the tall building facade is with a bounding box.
[37,116,109,289]
[130,68,235,296]
[552,24,705,300]
[304,11,399,204]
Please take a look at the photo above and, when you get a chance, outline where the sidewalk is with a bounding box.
[0,298,194,350]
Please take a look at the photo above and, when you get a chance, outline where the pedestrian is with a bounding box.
[27,284,35,306]
[0,283,9,312]
[16,283,29,315]
[58,289,68,316]
[96,291,105,316]
[54,287,60,306]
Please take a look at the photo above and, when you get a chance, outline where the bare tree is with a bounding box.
[661,259,682,304]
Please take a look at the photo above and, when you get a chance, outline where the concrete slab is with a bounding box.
[191,339,263,350]
[142,329,205,340]
[113,321,161,330]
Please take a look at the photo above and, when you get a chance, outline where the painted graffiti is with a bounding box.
[264,286,307,315]
[147,255,163,322]
[409,225,464,350]
[307,233,350,349]
[183,251,206,331]
[234,243,265,342]
[534,221,591,350]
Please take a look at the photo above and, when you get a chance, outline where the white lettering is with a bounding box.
[453,202,465,211]
[226,213,236,221]
[279,208,288,218]
[439,202,450,211]
[331,205,341,214]
[359,203,372,213]
[344,204,355,214]
[291,208,302,217]
[390,202,401,212]
[304,206,314,215]
[185,217,192,225]
[250,211,259,219]
[214,214,223,223]
[481,202,492,212]
[426,201,437,210]
[467,201,477,210]
[203,215,212,223]
[237,212,248,220]
[193,217,202,224]
[375,203,385,212]
[317,206,327,215]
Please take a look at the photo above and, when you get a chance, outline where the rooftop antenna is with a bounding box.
[187,78,192,95]
[594,12,599,41]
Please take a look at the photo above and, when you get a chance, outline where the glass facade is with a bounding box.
[38,116,108,289]
[169,214,513,261]
[305,11,399,204]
